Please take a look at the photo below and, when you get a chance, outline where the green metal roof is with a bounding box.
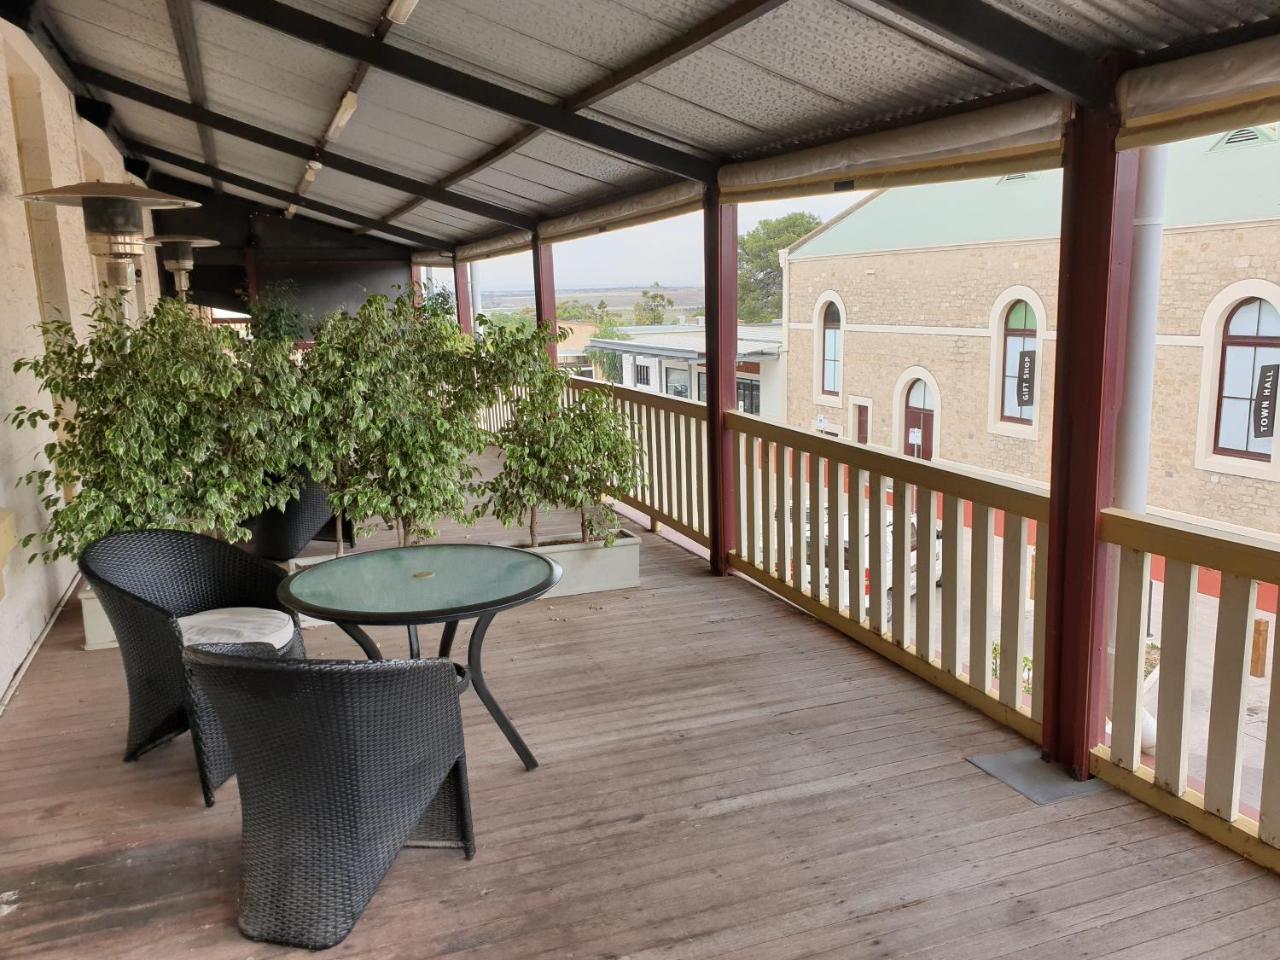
[790,127,1280,260]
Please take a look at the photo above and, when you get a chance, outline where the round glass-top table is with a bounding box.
[279,544,562,770]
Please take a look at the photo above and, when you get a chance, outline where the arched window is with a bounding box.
[1000,299,1037,424]
[821,301,842,396]
[1214,297,1280,461]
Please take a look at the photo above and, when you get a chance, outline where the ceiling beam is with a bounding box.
[198,0,719,181]
[75,64,538,230]
[287,2,400,213]
[126,138,453,249]
[866,0,1109,105]
[359,0,787,233]
[165,0,221,190]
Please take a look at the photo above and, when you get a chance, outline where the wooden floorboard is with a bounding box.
[3,510,1280,959]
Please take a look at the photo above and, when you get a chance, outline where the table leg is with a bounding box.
[407,624,420,659]
[339,623,383,660]
[467,612,538,771]
[438,621,458,658]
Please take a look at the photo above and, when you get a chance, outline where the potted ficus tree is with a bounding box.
[9,294,308,647]
[482,342,641,597]
[300,285,491,552]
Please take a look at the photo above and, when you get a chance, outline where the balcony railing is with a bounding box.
[491,378,1280,868]
[1094,508,1280,868]
[725,410,1049,744]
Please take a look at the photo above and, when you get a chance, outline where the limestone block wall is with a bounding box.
[784,222,1280,534]
[0,23,161,698]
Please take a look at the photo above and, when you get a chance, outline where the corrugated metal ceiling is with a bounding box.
[40,0,1280,250]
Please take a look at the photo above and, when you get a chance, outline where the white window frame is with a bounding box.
[811,291,846,409]
[634,360,653,389]
[986,285,1048,441]
[1195,279,1280,481]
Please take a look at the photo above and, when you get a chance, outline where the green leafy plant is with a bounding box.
[248,280,312,342]
[9,295,306,561]
[585,301,629,383]
[301,284,490,551]
[482,340,639,548]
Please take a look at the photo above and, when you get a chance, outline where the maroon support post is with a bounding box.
[704,184,738,576]
[452,257,472,334]
[1041,101,1139,779]
[532,235,558,365]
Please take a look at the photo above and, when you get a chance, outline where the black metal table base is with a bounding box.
[340,617,537,771]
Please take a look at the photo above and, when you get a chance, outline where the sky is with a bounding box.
[429,193,863,295]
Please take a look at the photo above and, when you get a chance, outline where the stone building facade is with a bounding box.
[0,21,163,696]
[782,128,1280,535]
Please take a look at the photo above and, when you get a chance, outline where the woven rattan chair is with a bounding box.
[183,644,474,950]
[245,478,355,562]
[79,530,305,805]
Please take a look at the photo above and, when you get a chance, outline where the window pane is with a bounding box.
[1228,298,1261,337]
[1004,336,1021,375]
[1223,345,1256,398]
[1218,396,1251,451]
[697,372,706,401]
[824,327,841,361]
[665,367,690,398]
[1007,301,1028,330]
[1023,304,1037,333]
[823,359,840,393]
[824,302,841,327]
[1248,422,1273,457]
[1260,300,1280,337]
[1003,377,1019,415]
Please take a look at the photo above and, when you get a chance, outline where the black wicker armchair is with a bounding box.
[78,530,305,805]
[244,478,355,562]
[183,645,474,950]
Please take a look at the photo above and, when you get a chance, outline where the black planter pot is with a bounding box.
[245,479,355,562]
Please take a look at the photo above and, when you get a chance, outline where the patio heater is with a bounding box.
[18,181,198,294]
[145,234,219,299]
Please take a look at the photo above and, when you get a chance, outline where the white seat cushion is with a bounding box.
[178,607,296,650]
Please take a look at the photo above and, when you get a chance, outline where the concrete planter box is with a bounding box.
[521,528,640,598]
[80,585,118,651]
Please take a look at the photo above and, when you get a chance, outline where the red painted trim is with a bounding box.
[453,259,472,334]
[532,237,558,364]
[1041,101,1140,779]
[705,186,737,576]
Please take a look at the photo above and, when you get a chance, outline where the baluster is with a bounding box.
[1110,546,1151,770]
[969,504,995,694]
[744,433,758,567]
[761,441,774,578]
[683,412,694,528]
[916,488,937,662]
[999,513,1030,709]
[696,418,707,536]
[848,467,867,624]
[1031,523,1048,722]
[1204,573,1258,821]
[644,403,658,510]
[827,460,843,614]
[775,444,788,580]
[808,454,822,599]
[891,481,910,647]
[1259,587,1280,844]
[791,449,804,590]
[1155,559,1196,795]
[868,473,887,635]
[731,431,744,558]
[940,495,962,676]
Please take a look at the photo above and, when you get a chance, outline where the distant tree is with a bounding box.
[632,283,673,325]
[586,300,629,383]
[483,306,536,335]
[738,212,822,324]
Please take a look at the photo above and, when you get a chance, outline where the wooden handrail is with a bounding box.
[1100,507,1280,584]
[726,410,1050,521]
[569,377,708,419]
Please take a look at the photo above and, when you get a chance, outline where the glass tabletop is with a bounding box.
[278,544,562,624]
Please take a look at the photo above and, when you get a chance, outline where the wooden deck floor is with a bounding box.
[4,517,1280,959]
